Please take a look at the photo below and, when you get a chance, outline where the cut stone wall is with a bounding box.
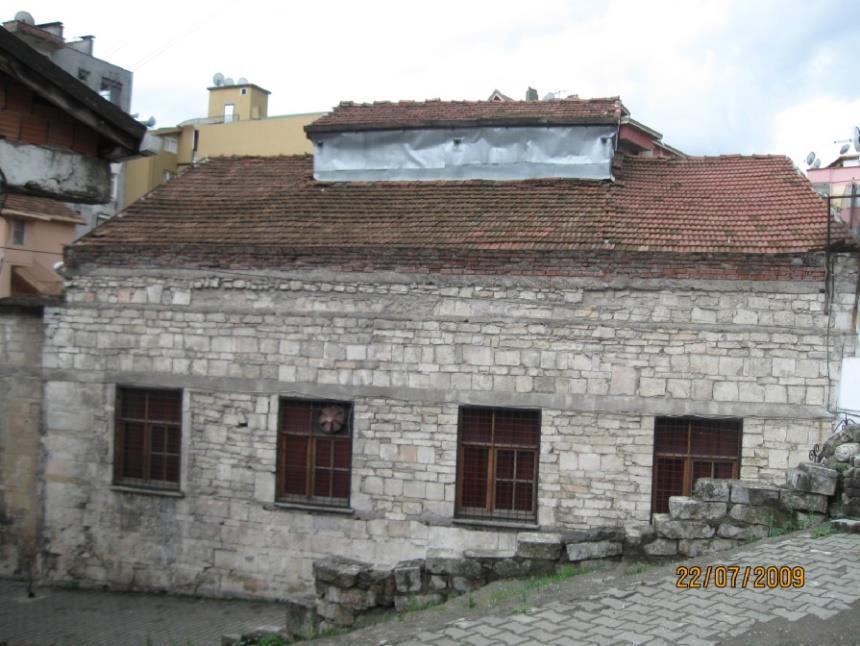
[0,304,45,578]
[38,255,858,598]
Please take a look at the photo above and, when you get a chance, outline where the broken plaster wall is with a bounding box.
[0,305,44,578]
[39,254,858,598]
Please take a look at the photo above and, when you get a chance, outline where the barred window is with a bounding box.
[114,387,182,489]
[456,406,540,522]
[277,399,353,507]
[651,416,742,515]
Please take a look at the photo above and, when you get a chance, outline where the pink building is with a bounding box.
[808,154,860,235]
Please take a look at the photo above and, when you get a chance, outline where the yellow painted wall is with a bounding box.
[195,113,320,159]
[125,148,179,207]
[207,85,269,121]
[123,114,321,209]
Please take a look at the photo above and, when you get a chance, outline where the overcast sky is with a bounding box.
[18,0,860,168]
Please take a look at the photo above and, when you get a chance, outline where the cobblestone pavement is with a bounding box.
[0,580,284,646]
[341,533,860,646]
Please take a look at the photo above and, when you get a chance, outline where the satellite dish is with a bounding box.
[224,77,234,86]
[144,116,156,128]
[14,11,35,25]
[854,126,860,153]
[237,77,248,85]
[812,159,821,169]
[212,72,224,87]
[840,143,850,155]
[806,151,816,166]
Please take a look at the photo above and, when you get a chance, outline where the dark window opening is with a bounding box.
[11,219,26,245]
[277,399,353,507]
[114,387,182,489]
[651,416,742,515]
[99,78,122,105]
[456,406,540,522]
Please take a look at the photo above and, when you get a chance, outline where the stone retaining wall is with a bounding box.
[294,464,842,635]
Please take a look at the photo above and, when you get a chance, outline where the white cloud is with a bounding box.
[14,0,860,161]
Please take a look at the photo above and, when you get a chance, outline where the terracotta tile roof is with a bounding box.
[305,98,624,134]
[74,154,842,261]
[2,194,85,224]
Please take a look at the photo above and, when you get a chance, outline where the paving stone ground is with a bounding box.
[0,580,284,646]
[319,531,860,646]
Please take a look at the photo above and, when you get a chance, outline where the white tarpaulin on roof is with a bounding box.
[312,125,616,182]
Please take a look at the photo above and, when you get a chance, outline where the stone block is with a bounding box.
[844,498,860,517]
[831,518,860,534]
[779,489,828,514]
[492,558,529,579]
[425,551,482,579]
[717,523,769,540]
[730,481,781,506]
[609,366,638,396]
[285,596,320,640]
[655,518,715,540]
[677,538,738,557]
[428,575,448,591]
[393,564,423,594]
[668,497,727,521]
[693,478,731,502]
[834,443,860,463]
[821,425,860,459]
[565,541,622,562]
[325,586,377,611]
[516,532,562,560]
[786,468,810,492]
[642,538,677,556]
[796,463,838,496]
[562,527,622,543]
[315,599,354,627]
[622,523,655,547]
[313,557,368,588]
[728,504,788,526]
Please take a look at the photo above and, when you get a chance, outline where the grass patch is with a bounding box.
[624,561,650,576]
[811,522,836,538]
[488,562,605,607]
[396,594,444,619]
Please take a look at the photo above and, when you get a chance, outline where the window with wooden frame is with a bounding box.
[651,416,742,515]
[277,399,353,507]
[114,387,182,489]
[456,406,540,522]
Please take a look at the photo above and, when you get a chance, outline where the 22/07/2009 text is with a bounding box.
[675,565,805,589]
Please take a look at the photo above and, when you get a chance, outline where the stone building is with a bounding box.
[32,98,860,598]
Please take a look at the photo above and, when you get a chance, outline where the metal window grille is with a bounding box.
[114,387,182,489]
[456,406,540,522]
[277,399,352,507]
[651,416,742,515]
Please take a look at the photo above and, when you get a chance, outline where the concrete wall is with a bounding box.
[0,304,45,579]
[39,255,858,597]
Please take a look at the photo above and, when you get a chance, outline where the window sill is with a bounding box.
[452,517,539,531]
[268,501,355,516]
[111,485,184,498]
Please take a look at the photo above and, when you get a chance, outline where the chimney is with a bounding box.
[525,87,539,101]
